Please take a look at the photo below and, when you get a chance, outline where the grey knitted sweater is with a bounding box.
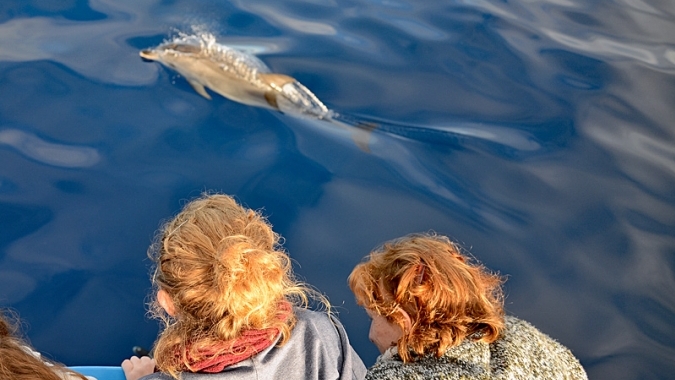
[366,316,587,380]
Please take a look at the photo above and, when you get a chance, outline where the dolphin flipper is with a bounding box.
[188,80,212,100]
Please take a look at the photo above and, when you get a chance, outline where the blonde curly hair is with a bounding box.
[349,233,504,363]
[149,193,311,378]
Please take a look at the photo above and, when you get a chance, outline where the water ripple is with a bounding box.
[542,29,673,68]
[457,0,675,71]
[0,128,100,168]
[230,0,337,35]
[379,15,448,40]
[0,0,168,85]
[0,270,37,304]
[432,123,541,151]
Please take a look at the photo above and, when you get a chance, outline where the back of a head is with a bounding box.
[349,233,505,362]
[149,194,308,375]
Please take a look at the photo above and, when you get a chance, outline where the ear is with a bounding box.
[397,308,413,333]
[157,289,176,317]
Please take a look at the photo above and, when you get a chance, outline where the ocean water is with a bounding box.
[1,0,674,378]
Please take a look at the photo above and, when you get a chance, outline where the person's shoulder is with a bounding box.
[365,347,433,380]
[293,307,341,331]
[503,315,533,329]
[367,355,468,380]
[494,315,588,380]
[502,315,567,344]
[502,315,567,346]
[141,373,225,380]
[293,307,326,321]
[140,372,174,380]
[285,308,367,379]
[366,356,407,380]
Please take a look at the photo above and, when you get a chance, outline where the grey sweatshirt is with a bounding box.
[366,316,587,380]
[141,308,367,380]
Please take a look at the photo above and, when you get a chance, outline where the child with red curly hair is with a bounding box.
[349,233,587,379]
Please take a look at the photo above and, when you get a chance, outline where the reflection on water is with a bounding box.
[464,0,675,71]
[0,129,100,168]
[435,123,540,151]
[0,0,674,378]
[0,16,157,86]
[542,29,675,68]
[230,0,338,36]
[0,201,51,303]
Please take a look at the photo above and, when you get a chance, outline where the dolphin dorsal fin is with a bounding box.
[188,80,212,100]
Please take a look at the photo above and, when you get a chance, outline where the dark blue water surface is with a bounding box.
[1,1,674,379]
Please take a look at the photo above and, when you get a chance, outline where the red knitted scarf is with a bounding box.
[183,301,292,373]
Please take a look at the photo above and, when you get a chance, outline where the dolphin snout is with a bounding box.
[139,49,158,61]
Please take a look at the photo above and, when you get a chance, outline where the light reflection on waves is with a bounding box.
[0,0,173,86]
[458,0,675,71]
[0,270,36,304]
[230,0,449,56]
[369,14,448,41]
[301,115,541,215]
[229,0,337,35]
[542,29,675,68]
[0,128,100,168]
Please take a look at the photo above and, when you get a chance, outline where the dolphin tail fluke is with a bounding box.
[188,80,212,100]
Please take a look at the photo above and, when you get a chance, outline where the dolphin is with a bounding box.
[140,35,334,119]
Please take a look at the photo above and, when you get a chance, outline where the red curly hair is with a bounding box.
[349,233,505,362]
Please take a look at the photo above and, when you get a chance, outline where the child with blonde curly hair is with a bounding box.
[349,233,587,379]
[122,193,365,380]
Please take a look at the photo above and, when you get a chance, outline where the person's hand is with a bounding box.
[121,356,156,380]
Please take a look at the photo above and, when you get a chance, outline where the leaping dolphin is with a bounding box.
[140,34,334,120]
